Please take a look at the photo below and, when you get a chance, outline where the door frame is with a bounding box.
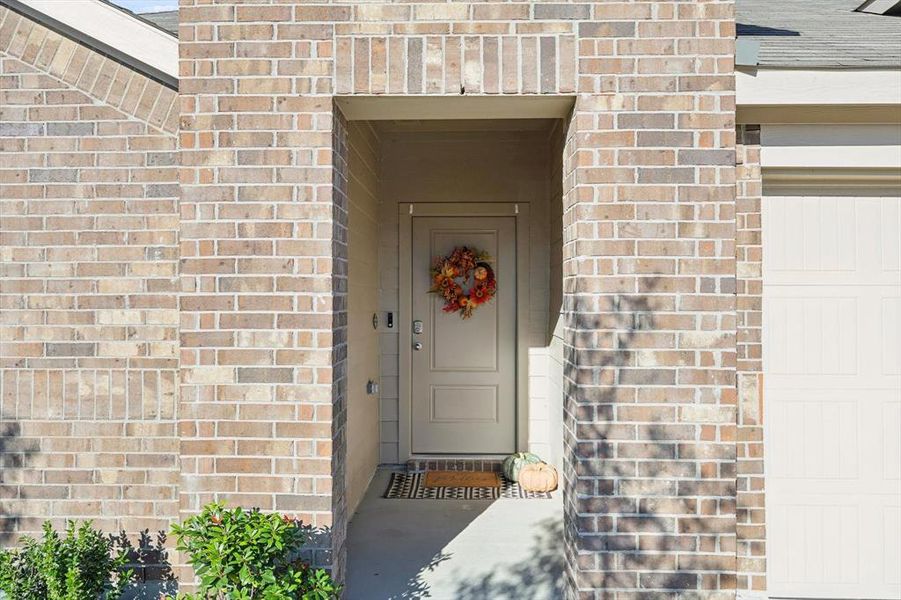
[398,202,531,460]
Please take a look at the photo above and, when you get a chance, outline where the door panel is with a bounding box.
[763,194,901,599]
[411,217,516,454]
[431,386,498,422]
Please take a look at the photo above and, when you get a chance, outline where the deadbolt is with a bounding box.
[412,320,423,334]
[413,342,423,351]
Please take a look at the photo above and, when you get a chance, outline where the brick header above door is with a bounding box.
[335,35,577,95]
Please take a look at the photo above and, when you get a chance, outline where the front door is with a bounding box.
[410,216,516,454]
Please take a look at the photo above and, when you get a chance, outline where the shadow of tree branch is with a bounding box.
[112,529,178,598]
[0,422,37,548]
[452,517,564,600]
[563,272,736,594]
[385,551,452,600]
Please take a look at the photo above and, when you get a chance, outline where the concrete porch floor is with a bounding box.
[346,468,564,600]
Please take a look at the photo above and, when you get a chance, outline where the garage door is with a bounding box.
[763,194,901,599]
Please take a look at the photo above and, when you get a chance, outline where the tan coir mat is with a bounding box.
[423,470,500,488]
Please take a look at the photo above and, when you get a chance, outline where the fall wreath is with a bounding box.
[429,246,497,319]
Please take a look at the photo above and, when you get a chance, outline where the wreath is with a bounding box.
[429,246,497,319]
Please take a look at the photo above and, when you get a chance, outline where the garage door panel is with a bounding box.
[769,501,859,591]
[764,194,901,599]
[767,391,858,481]
[881,198,900,272]
[766,195,858,274]
[765,272,901,286]
[765,195,900,286]
[766,375,900,390]
[767,389,900,494]
[766,295,857,375]
[887,506,901,587]
[766,286,900,382]
[883,402,901,481]
[769,497,901,598]
[884,296,901,375]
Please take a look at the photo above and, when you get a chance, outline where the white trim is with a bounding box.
[20,0,178,80]
[760,124,901,168]
[762,168,901,197]
[737,68,901,106]
[856,0,901,14]
[335,96,575,121]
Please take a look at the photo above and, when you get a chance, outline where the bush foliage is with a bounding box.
[168,502,340,600]
[0,520,133,600]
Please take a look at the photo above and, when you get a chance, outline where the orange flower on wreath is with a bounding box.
[428,246,496,319]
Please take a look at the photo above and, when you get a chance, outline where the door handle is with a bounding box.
[413,342,423,351]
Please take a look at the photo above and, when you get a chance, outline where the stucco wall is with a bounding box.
[373,123,561,465]
[545,120,566,470]
[345,121,382,517]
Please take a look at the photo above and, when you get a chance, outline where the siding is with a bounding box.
[345,122,381,517]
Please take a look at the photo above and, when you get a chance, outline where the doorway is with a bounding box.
[399,209,525,456]
[343,115,567,513]
[342,108,568,600]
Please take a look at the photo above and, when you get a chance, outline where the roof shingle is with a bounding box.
[737,0,901,68]
[138,10,177,36]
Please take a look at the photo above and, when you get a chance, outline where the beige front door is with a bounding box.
[410,216,517,454]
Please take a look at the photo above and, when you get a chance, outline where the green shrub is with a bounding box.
[0,535,46,599]
[168,502,340,600]
[0,520,133,600]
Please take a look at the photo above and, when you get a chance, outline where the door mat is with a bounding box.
[423,470,500,488]
[384,472,552,500]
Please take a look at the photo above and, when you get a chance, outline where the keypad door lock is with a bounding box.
[412,320,423,334]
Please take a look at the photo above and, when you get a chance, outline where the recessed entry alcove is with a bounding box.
[339,97,572,598]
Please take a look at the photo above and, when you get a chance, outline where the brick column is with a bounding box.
[330,108,349,578]
[563,1,738,596]
[178,0,343,572]
[735,124,766,595]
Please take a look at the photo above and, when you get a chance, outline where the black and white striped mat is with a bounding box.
[384,472,553,500]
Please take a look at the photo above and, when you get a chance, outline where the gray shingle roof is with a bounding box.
[134,2,901,67]
[737,0,901,68]
[138,10,177,36]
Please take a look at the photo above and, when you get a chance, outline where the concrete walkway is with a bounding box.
[346,468,564,600]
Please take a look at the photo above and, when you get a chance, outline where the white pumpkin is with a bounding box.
[518,462,558,493]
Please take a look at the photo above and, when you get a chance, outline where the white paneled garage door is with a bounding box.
[763,194,901,599]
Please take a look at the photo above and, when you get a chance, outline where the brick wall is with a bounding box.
[562,6,738,598]
[178,0,345,573]
[334,27,577,96]
[3,1,745,596]
[0,4,179,581]
[736,124,766,595]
